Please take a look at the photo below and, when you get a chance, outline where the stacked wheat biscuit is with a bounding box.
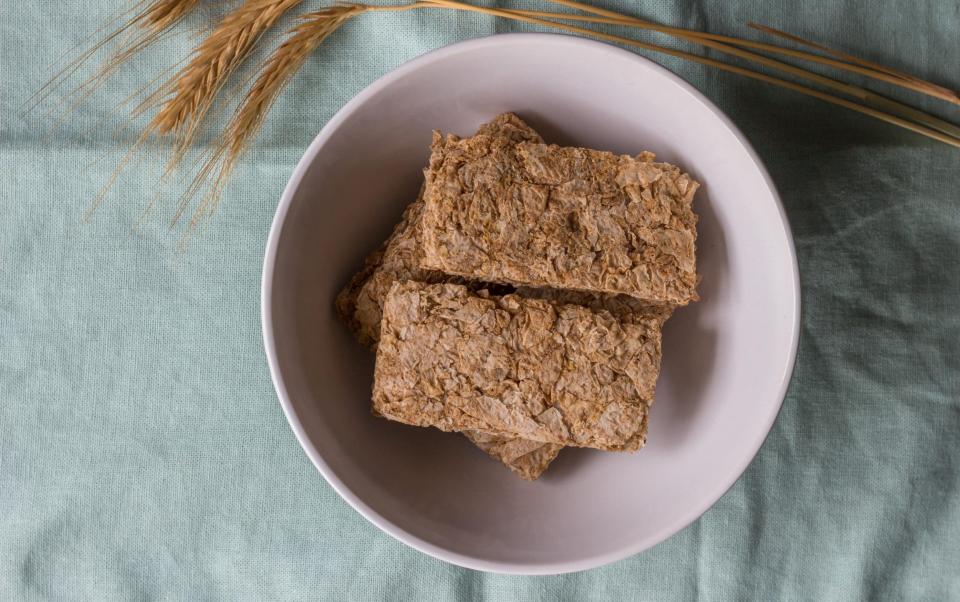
[336,113,699,480]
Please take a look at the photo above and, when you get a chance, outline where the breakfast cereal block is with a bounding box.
[373,282,664,452]
[335,112,544,348]
[336,113,563,479]
[419,134,700,305]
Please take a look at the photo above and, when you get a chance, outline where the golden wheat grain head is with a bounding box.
[147,0,304,143]
[182,5,367,228]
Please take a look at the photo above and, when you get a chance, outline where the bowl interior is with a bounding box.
[264,34,798,573]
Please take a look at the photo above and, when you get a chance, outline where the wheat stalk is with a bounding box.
[178,5,365,227]
[219,6,367,166]
[89,0,304,218]
[74,1,203,113]
[493,2,960,139]
[542,0,960,105]
[140,0,203,28]
[178,0,960,230]
[27,0,202,115]
[745,21,956,99]
[70,0,959,231]
[143,0,304,168]
[180,2,439,229]
[420,0,960,148]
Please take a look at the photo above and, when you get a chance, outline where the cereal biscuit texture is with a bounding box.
[335,114,562,479]
[373,282,663,452]
[420,134,699,305]
[334,113,545,348]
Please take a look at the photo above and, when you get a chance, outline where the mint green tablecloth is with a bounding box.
[2,1,959,599]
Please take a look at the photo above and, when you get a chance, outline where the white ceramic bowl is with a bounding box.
[262,33,799,574]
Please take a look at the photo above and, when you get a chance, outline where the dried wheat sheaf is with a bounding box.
[41,0,960,231]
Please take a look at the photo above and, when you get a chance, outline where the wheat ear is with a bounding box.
[28,0,201,117]
[181,4,436,228]
[145,0,305,170]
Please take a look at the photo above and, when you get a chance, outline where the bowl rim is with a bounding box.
[261,32,801,575]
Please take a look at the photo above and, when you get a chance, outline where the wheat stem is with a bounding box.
[183,2,434,228]
[746,22,952,93]
[146,0,304,162]
[422,0,960,149]
[29,0,202,118]
[180,0,960,229]
[184,4,393,227]
[80,0,960,231]
[489,5,960,138]
[543,0,960,105]
[25,1,148,111]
